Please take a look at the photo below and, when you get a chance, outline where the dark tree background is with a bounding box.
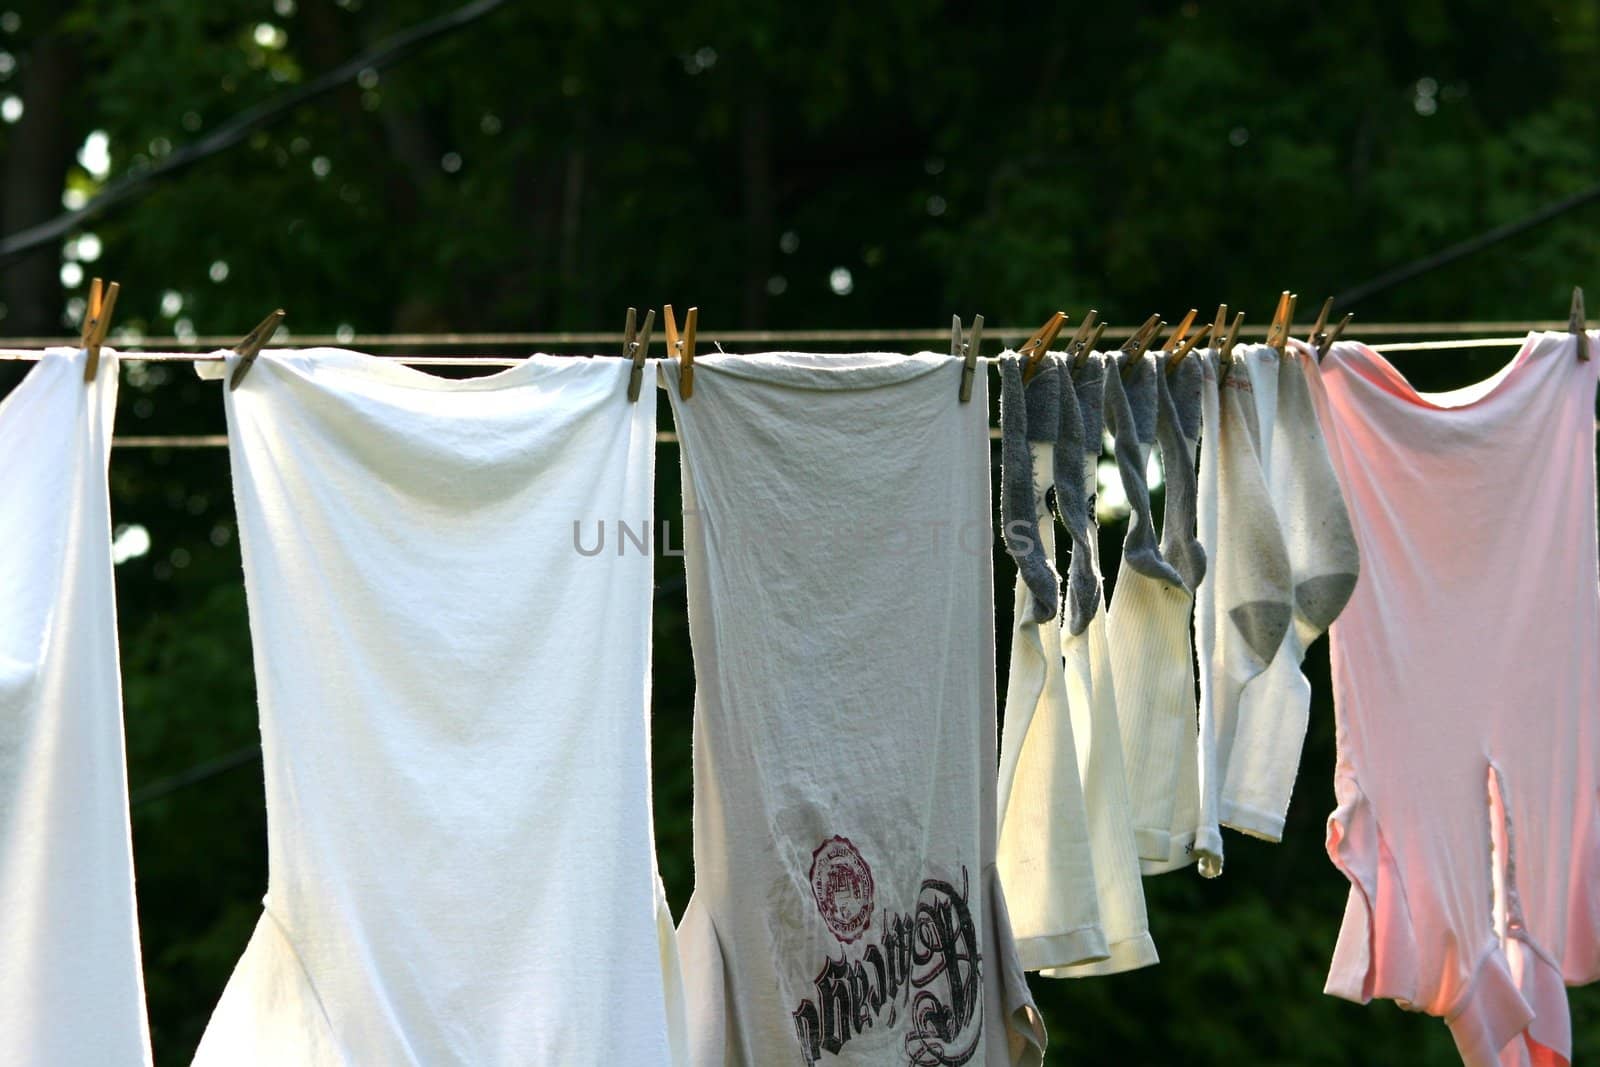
[1,1,1598,1063]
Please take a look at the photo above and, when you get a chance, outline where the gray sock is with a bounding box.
[1272,355,1359,630]
[1156,354,1206,593]
[998,354,1060,622]
[1071,352,1106,455]
[1215,347,1294,665]
[1169,351,1203,444]
[1105,351,1183,586]
[1058,354,1109,634]
[1122,349,1159,447]
[1045,354,1099,634]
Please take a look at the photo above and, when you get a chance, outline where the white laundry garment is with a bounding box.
[1107,353,1207,875]
[0,349,153,1067]
[994,353,1108,973]
[1219,345,1358,842]
[666,352,1045,1067]
[192,349,684,1066]
[1039,352,1158,976]
[1192,348,1292,878]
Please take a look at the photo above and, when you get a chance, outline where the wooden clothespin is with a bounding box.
[1081,323,1108,363]
[1166,322,1213,375]
[1117,313,1164,379]
[1304,297,1333,357]
[1216,307,1254,382]
[80,277,120,382]
[1265,291,1297,354]
[1019,311,1067,384]
[228,309,286,389]
[665,305,699,398]
[1067,309,1101,369]
[1161,308,1199,353]
[624,307,657,401]
[1318,313,1353,362]
[954,314,984,402]
[1571,287,1588,362]
[1209,305,1245,380]
[1184,303,1228,371]
[1219,310,1245,357]
[1121,313,1164,356]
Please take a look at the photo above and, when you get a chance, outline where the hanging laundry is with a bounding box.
[1219,344,1357,842]
[1310,332,1600,1067]
[191,350,685,1066]
[1044,350,1158,971]
[994,352,1108,972]
[992,348,1158,979]
[1106,352,1207,875]
[0,349,153,1067]
[1191,347,1293,878]
[666,352,1044,1066]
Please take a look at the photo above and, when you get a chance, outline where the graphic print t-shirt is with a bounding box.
[664,352,1044,1067]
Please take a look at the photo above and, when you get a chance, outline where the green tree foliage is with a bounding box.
[1,0,1598,1061]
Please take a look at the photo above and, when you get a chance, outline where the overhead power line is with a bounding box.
[0,0,510,265]
[130,745,261,807]
[1335,180,1600,309]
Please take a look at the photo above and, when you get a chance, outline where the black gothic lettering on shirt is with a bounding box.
[907,871,984,1066]
[792,867,982,1067]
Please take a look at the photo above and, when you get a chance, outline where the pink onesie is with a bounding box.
[1308,331,1600,1067]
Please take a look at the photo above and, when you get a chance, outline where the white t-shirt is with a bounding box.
[192,349,684,1066]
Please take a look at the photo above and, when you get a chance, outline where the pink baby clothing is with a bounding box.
[1310,332,1600,1067]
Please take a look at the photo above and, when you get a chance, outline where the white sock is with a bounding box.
[1107,353,1205,870]
[1194,346,1292,878]
[1220,347,1359,840]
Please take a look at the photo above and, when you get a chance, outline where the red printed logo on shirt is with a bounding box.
[809,835,875,943]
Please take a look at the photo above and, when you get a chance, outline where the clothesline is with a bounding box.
[0,323,1574,350]
[0,334,1545,448]
[0,334,1534,366]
